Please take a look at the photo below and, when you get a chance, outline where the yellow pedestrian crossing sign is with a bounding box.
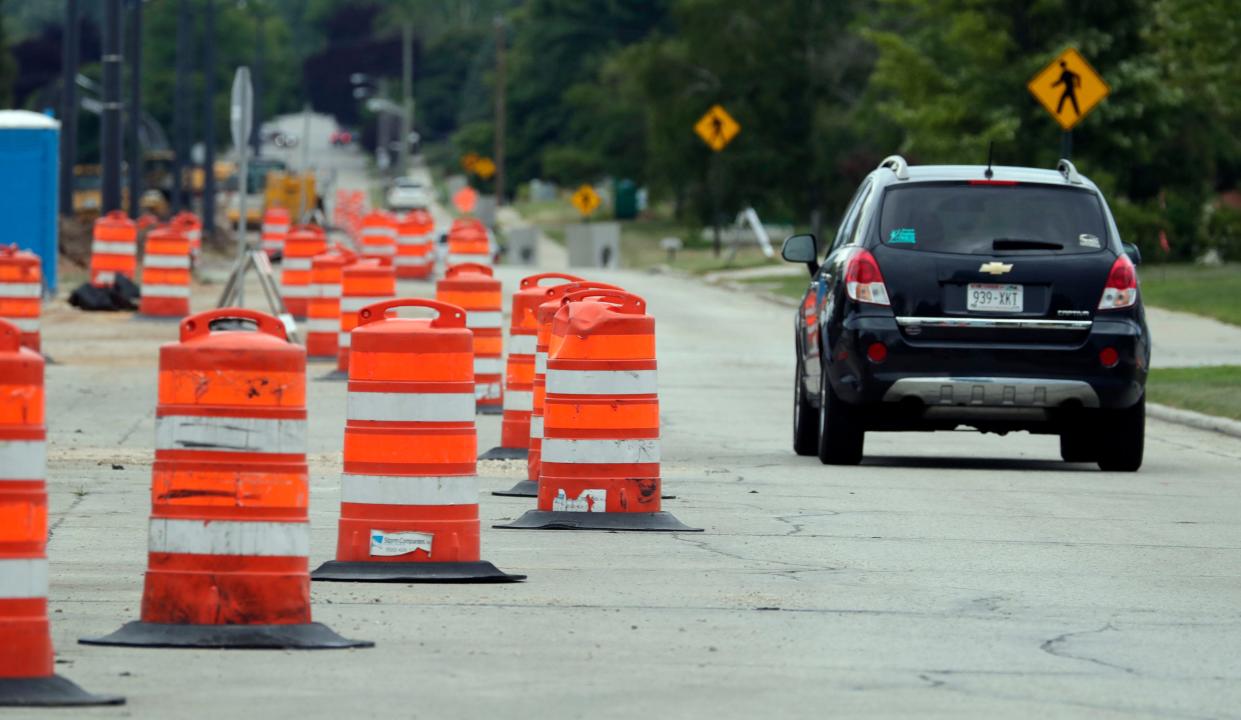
[1027,47,1110,131]
[571,184,601,217]
[473,157,496,180]
[694,104,741,152]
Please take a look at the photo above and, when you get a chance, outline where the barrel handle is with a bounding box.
[561,289,646,315]
[444,262,494,278]
[0,318,22,352]
[357,298,467,328]
[180,308,288,342]
[520,272,583,289]
[544,281,623,302]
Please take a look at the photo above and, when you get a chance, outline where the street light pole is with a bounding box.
[59,0,79,218]
[251,14,265,157]
[172,0,190,213]
[400,21,412,175]
[126,0,141,219]
[100,0,123,213]
[493,16,506,206]
[202,0,217,234]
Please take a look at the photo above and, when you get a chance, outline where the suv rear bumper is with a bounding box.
[829,314,1148,416]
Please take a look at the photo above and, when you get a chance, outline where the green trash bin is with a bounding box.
[613,179,638,220]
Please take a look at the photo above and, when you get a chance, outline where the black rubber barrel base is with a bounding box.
[495,510,702,532]
[316,369,349,382]
[492,479,538,497]
[0,676,125,707]
[480,446,529,461]
[477,405,504,416]
[310,560,525,583]
[78,621,372,650]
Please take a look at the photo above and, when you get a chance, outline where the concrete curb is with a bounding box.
[1148,403,1241,439]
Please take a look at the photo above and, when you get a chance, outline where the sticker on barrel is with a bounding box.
[553,488,607,513]
[369,529,433,557]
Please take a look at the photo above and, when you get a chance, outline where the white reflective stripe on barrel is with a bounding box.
[509,334,537,355]
[341,296,392,312]
[0,440,46,480]
[362,227,397,238]
[142,255,191,269]
[394,256,432,266]
[503,390,533,412]
[361,244,396,255]
[530,416,543,439]
[466,311,503,329]
[263,241,283,250]
[0,283,42,298]
[155,415,307,454]
[541,438,660,464]
[0,558,48,599]
[341,474,478,506]
[347,392,475,423]
[338,332,352,347]
[4,318,40,332]
[314,284,342,298]
[535,352,547,375]
[546,369,658,396]
[447,254,490,266]
[474,357,504,375]
[279,284,315,297]
[141,284,190,298]
[261,223,289,234]
[148,518,309,557]
[93,271,116,284]
[306,318,338,332]
[282,258,313,271]
[91,241,135,255]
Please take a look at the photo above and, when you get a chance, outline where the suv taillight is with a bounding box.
[1097,254,1138,310]
[844,249,891,306]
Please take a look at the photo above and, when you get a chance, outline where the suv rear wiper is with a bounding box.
[991,238,1064,251]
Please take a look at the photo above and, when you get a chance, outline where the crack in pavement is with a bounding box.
[669,533,831,570]
[1040,622,1139,676]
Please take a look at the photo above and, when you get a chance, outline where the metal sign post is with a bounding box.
[230,67,253,304]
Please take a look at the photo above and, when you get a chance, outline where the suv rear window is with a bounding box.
[878,182,1108,255]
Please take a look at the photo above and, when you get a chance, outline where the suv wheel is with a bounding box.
[1096,395,1145,472]
[1059,414,1095,462]
[817,363,864,465]
[793,354,819,456]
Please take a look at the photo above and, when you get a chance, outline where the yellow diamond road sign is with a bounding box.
[571,184,601,217]
[473,157,496,180]
[1028,47,1110,131]
[694,104,741,152]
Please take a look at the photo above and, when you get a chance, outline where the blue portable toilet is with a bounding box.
[0,111,60,294]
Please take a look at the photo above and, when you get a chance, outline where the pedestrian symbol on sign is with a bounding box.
[1027,48,1109,131]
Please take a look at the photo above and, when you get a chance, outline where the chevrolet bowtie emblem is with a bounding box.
[979,262,1014,275]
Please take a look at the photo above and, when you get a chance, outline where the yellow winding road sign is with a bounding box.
[571,184,601,217]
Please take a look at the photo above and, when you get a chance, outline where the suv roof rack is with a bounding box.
[878,155,910,181]
[1057,158,1083,185]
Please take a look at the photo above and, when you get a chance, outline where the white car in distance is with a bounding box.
[387,177,430,211]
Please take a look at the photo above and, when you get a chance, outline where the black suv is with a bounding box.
[784,156,1149,471]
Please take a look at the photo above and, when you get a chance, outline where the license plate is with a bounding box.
[967,283,1023,312]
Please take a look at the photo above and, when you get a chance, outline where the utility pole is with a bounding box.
[59,0,79,217]
[493,16,506,206]
[172,0,190,213]
[250,14,265,157]
[100,0,123,213]
[126,0,141,219]
[399,21,412,175]
[202,0,217,234]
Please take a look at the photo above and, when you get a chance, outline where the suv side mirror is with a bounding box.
[781,234,819,275]
[1123,242,1142,266]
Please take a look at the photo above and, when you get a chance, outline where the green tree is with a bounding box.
[0,0,16,107]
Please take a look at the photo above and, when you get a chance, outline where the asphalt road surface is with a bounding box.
[25,129,1241,719]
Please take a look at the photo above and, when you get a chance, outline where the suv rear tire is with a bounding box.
[793,354,819,456]
[1096,396,1145,472]
[817,364,864,465]
[1059,416,1095,462]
